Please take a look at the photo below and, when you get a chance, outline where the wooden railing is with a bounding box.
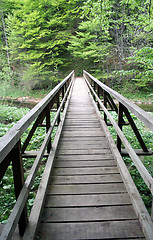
[0,71,75,239]
[83,70,153,222]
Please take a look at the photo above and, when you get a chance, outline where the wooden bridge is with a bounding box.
[0,71,153,239]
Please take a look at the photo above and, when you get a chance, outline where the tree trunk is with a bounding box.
[2,16,11,70]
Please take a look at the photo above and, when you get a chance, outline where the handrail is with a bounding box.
[83,70,153,227]
[0,70,74,164]
[83,70,153,131]
[85,76,153,194]
[0,71,75,239]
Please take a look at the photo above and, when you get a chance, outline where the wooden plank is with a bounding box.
[66,111,95,115]
[89,84,153,239]
[65,116,98,119]
[50,174,123,184]
[54,160,116,167]
[60,136,107,141]
[86,77,153,195]
[41,205,137,222]
[61,131,105,137]
[37,221,145,239]
[121,148,153,156]
[64,121,100,125]
[55,154,114,160]
[53,167,119,175]
[47,183,127,195]
[63,125,101,129]
[22,150,49,158]
[57,149,111,155]
[22,83,74,240]
[35,77,146,239]
[58,142,109,149]
[45,193,131,207]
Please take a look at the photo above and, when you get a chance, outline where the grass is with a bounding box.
[115,84,153,103]
[0,81,53,99]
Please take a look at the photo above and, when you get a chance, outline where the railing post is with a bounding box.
[46,104,52,153]
[62,85,65,111]
[151,200,153,221]
[12,140,28,236]
[93,82,96,101]
[57,93,60,125]
[0,154,11,182]
[122,105,148,153]
[117,102,124,152]
[103,90,107,124]
[97,85,100,110]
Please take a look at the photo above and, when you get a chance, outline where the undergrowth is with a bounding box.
[106,111,153,212]
[0,103,153,222]
[0,104,56,223]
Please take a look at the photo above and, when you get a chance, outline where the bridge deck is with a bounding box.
[37,78,145,239]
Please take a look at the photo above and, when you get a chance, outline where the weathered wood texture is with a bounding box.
[37,78,145,240]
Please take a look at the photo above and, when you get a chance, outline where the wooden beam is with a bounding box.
[87,81,153,240]
[0,71,74,164]
[0,153,11,182]
[22,150,49,158]
[12,140,28,236]
[103,90,107,124]
[123,105,149,152]
[84,75,153,195]
[83,70,153,131]
[117,102,124,152]
[21,110,46,153]
[46,104,52,153]
[22,78,74,240]
[121,149,153,156]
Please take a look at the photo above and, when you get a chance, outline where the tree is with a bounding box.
[69,0,153,89]
[5,0,84,89]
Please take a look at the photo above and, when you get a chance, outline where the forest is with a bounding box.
[0,0,153,97]
[0,0,153,226]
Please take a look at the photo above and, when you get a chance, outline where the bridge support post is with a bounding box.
[57,93,61,125]
[103,90,107,124]
[122,105,148,153]
[62,86,65,110]
[93,82,96,101]
[12,140,28,236]
[97,85,101,110]
[117,102,124,152]
[151,201,153,221]
[46,104,52,153]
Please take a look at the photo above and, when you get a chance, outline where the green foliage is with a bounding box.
[107,110,153,210]
[1,0,152,92]
[125,47,153,89]
[2,0,84,89]
[69,0,153,92]
[0,104,29,124]
[0,104,57,222]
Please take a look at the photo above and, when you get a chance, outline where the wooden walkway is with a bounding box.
[37,78,145,239]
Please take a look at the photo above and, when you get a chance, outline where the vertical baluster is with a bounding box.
[97,85,100,110]
[12,140,28,236]
[151,200,153,221]
[93,82,96,101]
[103,90,107,124]
[62,85,65,111]
[57,93,60,125]
[46,104,52,153]
[117,102,124,152]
